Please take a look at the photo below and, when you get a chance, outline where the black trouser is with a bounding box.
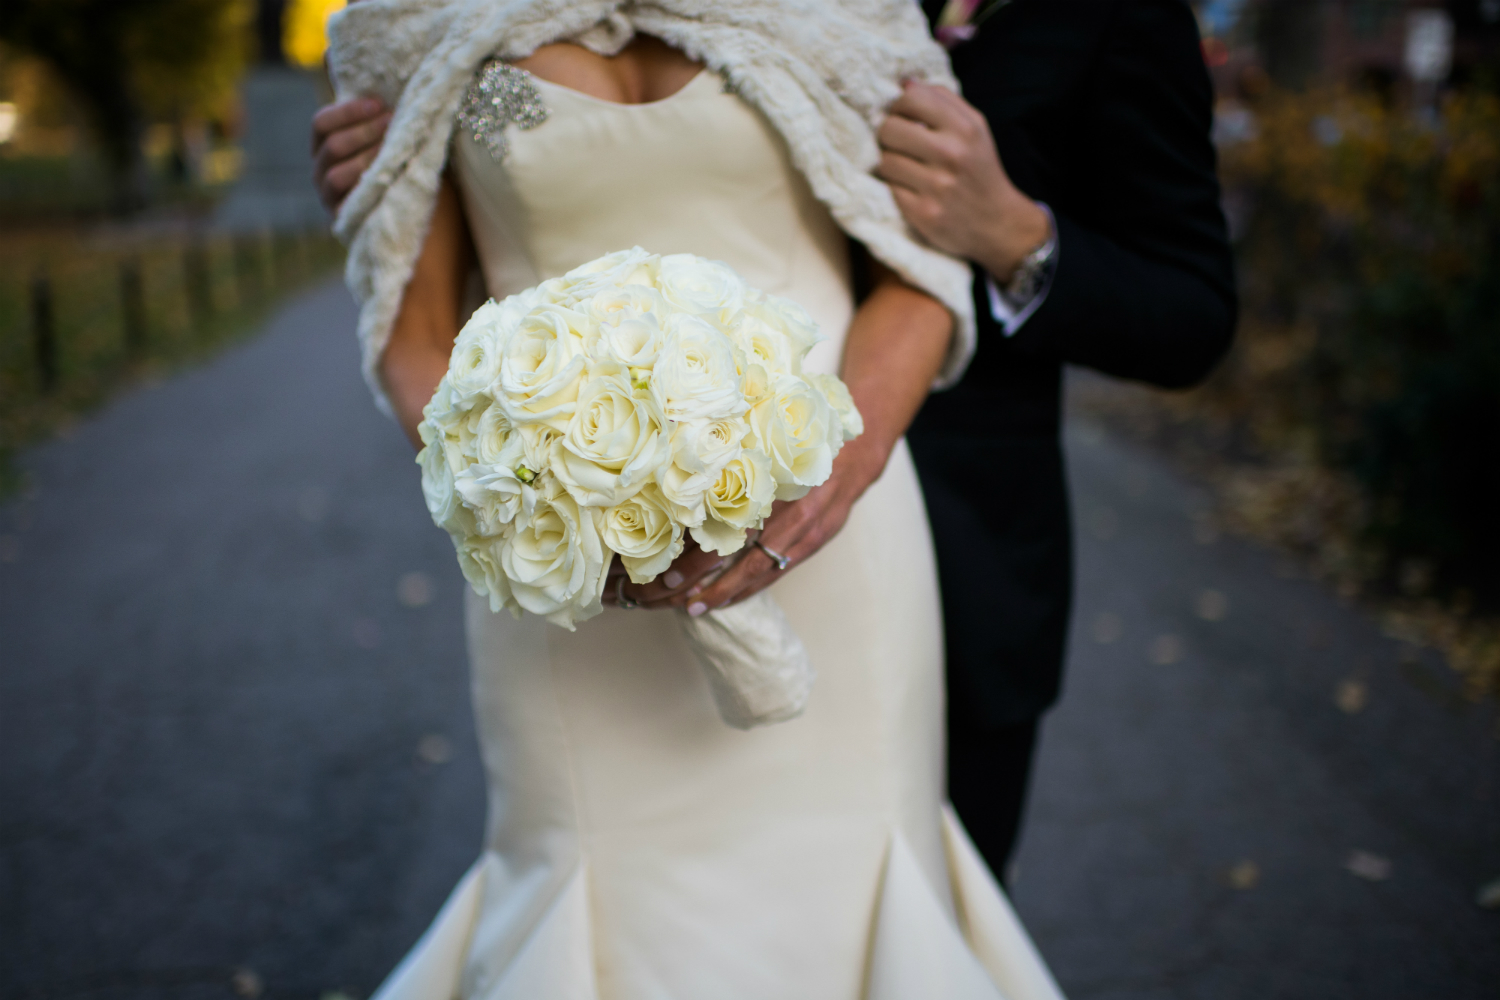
[947,711,1041,886]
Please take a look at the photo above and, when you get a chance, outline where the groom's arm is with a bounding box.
[312,96,391,213]
[878,0,1235,389]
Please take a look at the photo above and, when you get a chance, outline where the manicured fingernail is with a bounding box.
[688,601,707,617]
[664,570,684,589]
[687,584,702,597]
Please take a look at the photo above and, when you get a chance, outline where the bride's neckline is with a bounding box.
[526,67,714,109]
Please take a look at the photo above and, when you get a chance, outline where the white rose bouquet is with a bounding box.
[417,248,863,728]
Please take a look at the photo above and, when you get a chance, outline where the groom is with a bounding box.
[877,0,1236,877]
[310,0,1234,880]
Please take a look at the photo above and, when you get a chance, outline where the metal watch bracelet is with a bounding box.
[1002,216,1058,308]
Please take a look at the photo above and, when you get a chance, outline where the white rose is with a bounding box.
[550,361,670,507]
[417,416,477,537]
[582,281,669,334]
[455,534,517,615]
[656,254,745,324]
[806,372,864,442]
[673,415,746,474]
[449,290,548,398]
[740,362,773,407]
[495,303,589,429]
[749,374,841,501]
[448,303,507,401]
[746,289,822,365]
[591,312,664,377]
[454,464,525,537]
[729,310,799,377]
[601,485,685,584]
[499,476,609,629]
[657,416,747,525]
[466,403,516,466]
[690,447,776,556]
[561,246,659,301]
[516,423,559,482]
[422,376,462,428]
[652,313,748,422]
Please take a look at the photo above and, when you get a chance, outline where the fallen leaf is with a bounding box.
[398,571,434,608]
[1196,589,1229,621]
[1226,859,1260,889]
[231,969,263,1000]
[1335,679,1368,714]
[1345,850,1391,882]
[1150,634,1182,665]
[418,734,453,764]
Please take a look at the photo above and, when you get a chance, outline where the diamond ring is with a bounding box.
[615,574,641,609]
[755,539,791,571]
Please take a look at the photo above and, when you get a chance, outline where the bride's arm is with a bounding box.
[381,174,477,447]
[628,262,953,612]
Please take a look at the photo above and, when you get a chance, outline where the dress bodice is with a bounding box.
[451,67,853,377]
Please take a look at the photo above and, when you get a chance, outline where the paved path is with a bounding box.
[3,282,1497,1000]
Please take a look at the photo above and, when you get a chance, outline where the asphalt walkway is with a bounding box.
[2,281,1496,1000]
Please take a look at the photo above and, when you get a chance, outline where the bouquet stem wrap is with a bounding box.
[675,591,814,729]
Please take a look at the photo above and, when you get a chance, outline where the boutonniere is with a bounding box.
[935,0,1012,49]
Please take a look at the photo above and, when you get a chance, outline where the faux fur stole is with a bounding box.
[326,0,976,415]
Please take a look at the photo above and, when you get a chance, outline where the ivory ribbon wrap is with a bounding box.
[674,592,814,729]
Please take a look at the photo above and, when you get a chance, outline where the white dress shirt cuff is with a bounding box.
[984,202,1057,336]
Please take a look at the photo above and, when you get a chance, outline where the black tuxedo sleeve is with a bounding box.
[1007,0,1236,389]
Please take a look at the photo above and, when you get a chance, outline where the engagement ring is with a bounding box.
[755,539,791,571]
[616,575,641,610]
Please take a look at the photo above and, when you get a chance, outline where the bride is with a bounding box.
[324,2,1064,997]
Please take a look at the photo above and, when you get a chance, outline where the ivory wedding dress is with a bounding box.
[373,65,1064,1000]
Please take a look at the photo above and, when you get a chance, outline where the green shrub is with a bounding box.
[1216,88,1500,607]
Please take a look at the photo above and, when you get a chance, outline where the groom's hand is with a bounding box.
[877,81,1050,283]
[312,96,391,214]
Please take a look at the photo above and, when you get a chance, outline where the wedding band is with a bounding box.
[615,575,640,610]
[755,539,791,571]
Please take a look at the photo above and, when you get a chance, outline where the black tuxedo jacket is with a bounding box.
[907,0,1236,728]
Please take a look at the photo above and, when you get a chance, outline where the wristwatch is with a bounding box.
[1001,214,1057,309]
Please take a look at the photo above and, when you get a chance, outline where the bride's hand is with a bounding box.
[671,442,884,616]
[608,439,881,614]
[601,541,727,609]
[617,258,953,615]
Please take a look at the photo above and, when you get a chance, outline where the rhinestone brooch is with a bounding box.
[457,59,550,161]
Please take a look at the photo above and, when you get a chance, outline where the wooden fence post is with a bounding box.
[234,234,261,308]
[31,269,57,392]
[120,257,147,360]
[183,237,212,332]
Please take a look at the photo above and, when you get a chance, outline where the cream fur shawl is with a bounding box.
[327,0,976,414]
